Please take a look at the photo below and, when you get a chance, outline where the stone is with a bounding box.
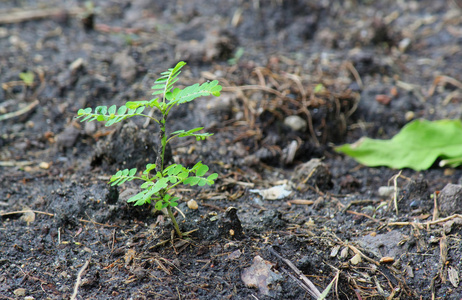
[439,184,462,216]
[284,115,307,132]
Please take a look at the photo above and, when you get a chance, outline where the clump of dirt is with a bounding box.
[2,1,462,299]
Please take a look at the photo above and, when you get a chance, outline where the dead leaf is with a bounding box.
[124,249,136,266]
[241,256,283,296]
[448,266,460,288]
[350,253,362,265]
[20,208,35,225]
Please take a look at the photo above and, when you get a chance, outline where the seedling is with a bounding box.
[76,61,221,237]
[19,71,34,87]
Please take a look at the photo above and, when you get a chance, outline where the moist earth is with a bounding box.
[1,1,462,299]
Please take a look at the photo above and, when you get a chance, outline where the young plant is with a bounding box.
[76,61,221,237]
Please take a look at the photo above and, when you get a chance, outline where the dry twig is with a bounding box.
[269,246,322,299]
[71,258,90,300]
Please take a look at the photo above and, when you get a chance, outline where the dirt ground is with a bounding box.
[1,1,462,299]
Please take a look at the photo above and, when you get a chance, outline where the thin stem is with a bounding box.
[160,116,167,172]
[156,110,182,237]
[138,114,160,124]
[167,205,183,237]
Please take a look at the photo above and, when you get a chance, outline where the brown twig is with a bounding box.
[0,100,39,122]
[388,214,462,227]
[70,258,90,300]
[0,7,83,24]
[346,210,384,224]
[269,246,322,299]
[0,210,118,227]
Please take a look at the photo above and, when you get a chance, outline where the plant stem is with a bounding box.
[157,110,182,237]
[167,205,183,237]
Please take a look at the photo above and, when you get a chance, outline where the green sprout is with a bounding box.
[19,71,34,87]
[76,61,221,237]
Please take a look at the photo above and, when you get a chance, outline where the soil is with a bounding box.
[1,1,462,299]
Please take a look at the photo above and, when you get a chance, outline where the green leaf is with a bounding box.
[129,168,137,176]
[191,161,203,171]
[19,71,34,86]
[151,61,186,97]
[108,105,116,114]
[336,119,462,171]
[127,191,147,203]
[196,164,209,176]
[184,176,200,186]
[140,181,153,189]
[117,106,128,115]
[148,98,162,110]
[76,104,146,126]
[207,173,218,181]
[152,178,168,193]
[178,170,189,181]
[96,106,107,114]
[167,80,222,105]
[155,201,163,210]
[143,163,157,174]
[109,168,139,186]
[125,101,148,109]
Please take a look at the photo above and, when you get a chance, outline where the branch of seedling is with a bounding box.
[76,61,221,237]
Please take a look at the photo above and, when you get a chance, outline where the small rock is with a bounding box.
[284,115,307,132]
[439,184,462,216]
[187,199,198,210]
[69,57,84,72]
[227,249,242,260]
[292,159,332,190]
[378,186,395,198]
[399,37,411,52]
[357,230,405,259]
[39,162,50,169]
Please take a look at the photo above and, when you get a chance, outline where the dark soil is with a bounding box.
[1,1,462,299]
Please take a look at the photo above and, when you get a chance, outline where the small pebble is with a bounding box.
[187,199,198,210]
[39,162,50,169]
[284,115,307,132]
[378,186,395,198]
[405,111,415,121]
[399,37,411,52]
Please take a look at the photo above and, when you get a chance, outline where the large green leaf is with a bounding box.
[336,119,462,171]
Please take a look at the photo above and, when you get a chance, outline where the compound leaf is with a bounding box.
[170,127,213,141]
[151,61,186,97]
[167,80,222,105]
[336,119,462,171]
[76,104,147,126]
